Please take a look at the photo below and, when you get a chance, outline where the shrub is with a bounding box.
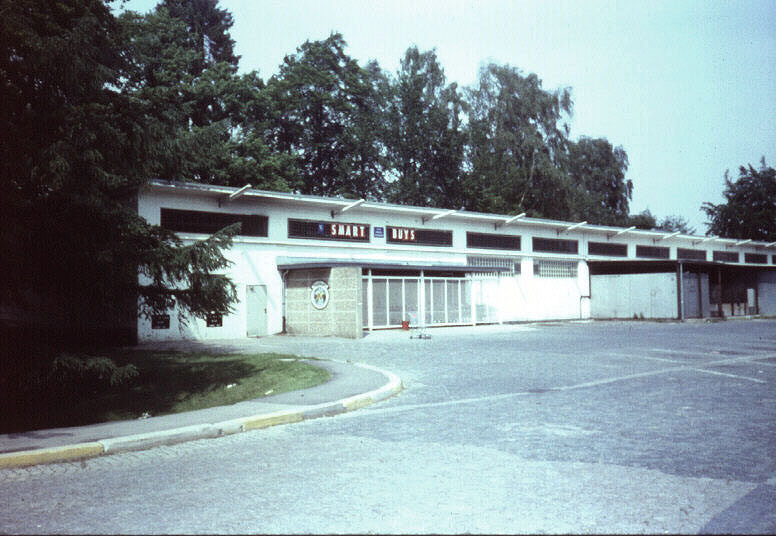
[46,354,139,396]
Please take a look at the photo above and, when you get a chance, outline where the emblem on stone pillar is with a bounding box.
[310,280,330,310]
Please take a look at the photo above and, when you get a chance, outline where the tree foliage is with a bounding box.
[702,159,776,241]
[566,137,632,225]
[385,46,466,208]
[465,64,577,219]
[1,0,240,341]
[627,209,658,230]
[264,33,386,198]
[160,0,240,76]
[119,4,293,190]
[656,214,695,235]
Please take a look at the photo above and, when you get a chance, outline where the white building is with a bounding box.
[137,180,776,341]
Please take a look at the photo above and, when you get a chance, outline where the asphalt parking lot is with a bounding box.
[2,319,775,533]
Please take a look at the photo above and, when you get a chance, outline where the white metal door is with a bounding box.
[246,284,268,337]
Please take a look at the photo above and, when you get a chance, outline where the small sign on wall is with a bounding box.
[151,314,170,329]
[374,226,384,238]
[310,280,330,310]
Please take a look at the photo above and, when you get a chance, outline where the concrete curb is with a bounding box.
[0,362,402,469]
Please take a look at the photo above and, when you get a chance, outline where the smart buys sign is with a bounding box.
[329,222,368,239]
[388,227,416,241]
[288,219,370,242]
[386,226,453,247]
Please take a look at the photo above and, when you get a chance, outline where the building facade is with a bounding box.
[137,181,776,341]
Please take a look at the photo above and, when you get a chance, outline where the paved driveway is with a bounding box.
[2,320,776,533]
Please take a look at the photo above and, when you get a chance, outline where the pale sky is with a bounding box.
[120,0,776,233]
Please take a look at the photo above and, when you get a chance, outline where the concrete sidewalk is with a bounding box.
[0,359,402,469]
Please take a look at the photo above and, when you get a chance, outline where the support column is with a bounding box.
[367,269,373,331]
[419,270,426,329]
[697,268,703,318]
[677,262,684,321]
[470,275,476,326]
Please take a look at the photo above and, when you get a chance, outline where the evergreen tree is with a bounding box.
[120,2,294,189]
[0,0,239,341]
[161,0,239,75]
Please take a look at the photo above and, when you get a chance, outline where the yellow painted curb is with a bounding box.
[343,396,374,411]
[242,412,303,431]
[0,442,104,469]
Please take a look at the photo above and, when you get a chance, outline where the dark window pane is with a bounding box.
[677,248,707,261]
[532,237,578,254]
[636,245,670,259]
[745,253,768,264]
[713,251,739,263]
[588,242,627,257]
[161,208,268,237]
[467,232,521,250]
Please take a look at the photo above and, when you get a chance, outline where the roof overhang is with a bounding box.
[146,180,776,249]
[276,257,510,273]
[588,259,775,275]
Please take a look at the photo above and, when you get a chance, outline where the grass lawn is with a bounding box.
[2,350,329,434]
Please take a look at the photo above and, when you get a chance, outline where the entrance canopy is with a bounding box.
[276,257,512,273]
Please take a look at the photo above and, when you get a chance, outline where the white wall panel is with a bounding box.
[759,271,776,315]
[591,273,677,319]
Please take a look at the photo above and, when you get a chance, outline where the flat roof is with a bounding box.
[147,180,776,250]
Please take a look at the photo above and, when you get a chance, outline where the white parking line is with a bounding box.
[692,368,766,384]
[358,354,772,417]
[651,348,706,354]
[608,352,685,364]
[656,346,773,354]
[650,348,736,357]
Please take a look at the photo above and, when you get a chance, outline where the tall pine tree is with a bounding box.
[120,1,294,189]
[1,0,240,342]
